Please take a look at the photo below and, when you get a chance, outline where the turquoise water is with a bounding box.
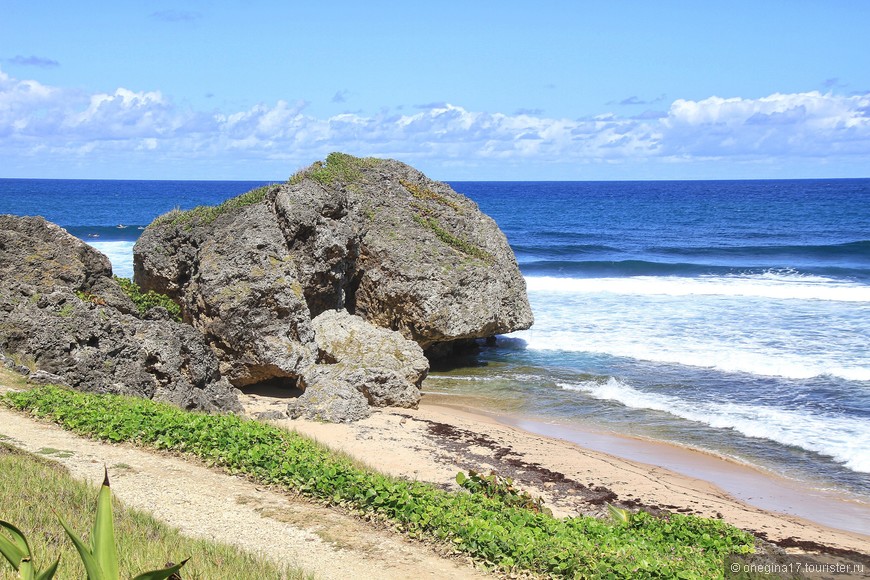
[2,177,868,504]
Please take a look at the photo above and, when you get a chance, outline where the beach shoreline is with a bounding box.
[241,387,870,558]
[427,394,870,536]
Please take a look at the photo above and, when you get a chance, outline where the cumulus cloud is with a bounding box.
[661,92,870,157]
[1,66,869,178]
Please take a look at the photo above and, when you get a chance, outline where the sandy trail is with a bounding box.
[0,390,488,580]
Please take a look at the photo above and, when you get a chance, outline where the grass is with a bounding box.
[289,152,382,187]
[0,442,307,580]
[0,366,31,389]
[399,179,463,212]
[6,353,37,374]
[150,184,277,228]
[4,385,755,579]
[35,446,74,458]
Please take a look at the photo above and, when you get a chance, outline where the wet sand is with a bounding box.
[491,410,870,537]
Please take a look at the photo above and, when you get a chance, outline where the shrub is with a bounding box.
[112,277,181,322]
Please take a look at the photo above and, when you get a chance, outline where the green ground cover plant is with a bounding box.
[112,277,182,322]
[4,385,755,579]
[0,441,306,580]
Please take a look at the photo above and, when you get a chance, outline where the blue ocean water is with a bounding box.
[2,178,869,505]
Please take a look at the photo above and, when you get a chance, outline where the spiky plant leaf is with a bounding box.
[36,558,59,580]
[18,556,35,580]
[92,467,119,579]
[131,558,189,580]
[0,520,29,570]
[57,513,104,580]
[606,503,631,525]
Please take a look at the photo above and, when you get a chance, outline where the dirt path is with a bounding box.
[0,399,488,580]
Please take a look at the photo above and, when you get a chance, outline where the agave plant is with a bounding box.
[1,467,187,580]
[0,520,59,580]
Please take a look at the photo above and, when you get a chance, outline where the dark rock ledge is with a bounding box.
[0,215,241,412]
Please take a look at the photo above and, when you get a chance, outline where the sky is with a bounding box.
[1,1,869,181]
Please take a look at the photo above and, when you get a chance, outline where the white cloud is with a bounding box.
[1,66,869,178]
[661,91,870,157]
[63,88,173,138]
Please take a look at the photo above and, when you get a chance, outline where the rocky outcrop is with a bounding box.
[286,310,428,421]
[0,215,242,412]
[134,153,533,420]
[139,199,317,387]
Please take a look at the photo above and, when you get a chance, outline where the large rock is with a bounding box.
[286,365,372,423]
[0,215,242,412]
[134,153,533,419]
[133,153,532,420]
[142,200,317,387]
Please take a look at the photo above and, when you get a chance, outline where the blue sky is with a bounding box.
[1,1,869,180]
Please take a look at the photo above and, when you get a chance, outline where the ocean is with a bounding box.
[2,177,869,522]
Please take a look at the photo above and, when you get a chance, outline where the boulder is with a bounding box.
[134,154,533,408]
[311,309,428,388]
[0,215,242,413]
[287,365,372,423]
[140,201,317,387]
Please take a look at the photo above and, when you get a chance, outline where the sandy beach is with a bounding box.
[3,368,869,578]
[242,386,870,560]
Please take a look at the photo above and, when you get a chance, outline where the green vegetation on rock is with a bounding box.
[411,214,493,261]
[290,152,382,187]
[150,185,276,228]
[400,179,463,212]
[112,277,181,322]
[4,385,756,579]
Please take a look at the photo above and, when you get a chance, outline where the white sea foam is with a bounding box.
[516,326,870,381]
[560,377,870,473]
[516,274,870,381]
[86,241,135,279]
[525,273,870,302]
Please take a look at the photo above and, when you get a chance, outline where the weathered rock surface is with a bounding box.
[286,310,428,421]
[0,215,242,412]
[287,365,372,423]
[311,309,428,390]
[134,153,533,420]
